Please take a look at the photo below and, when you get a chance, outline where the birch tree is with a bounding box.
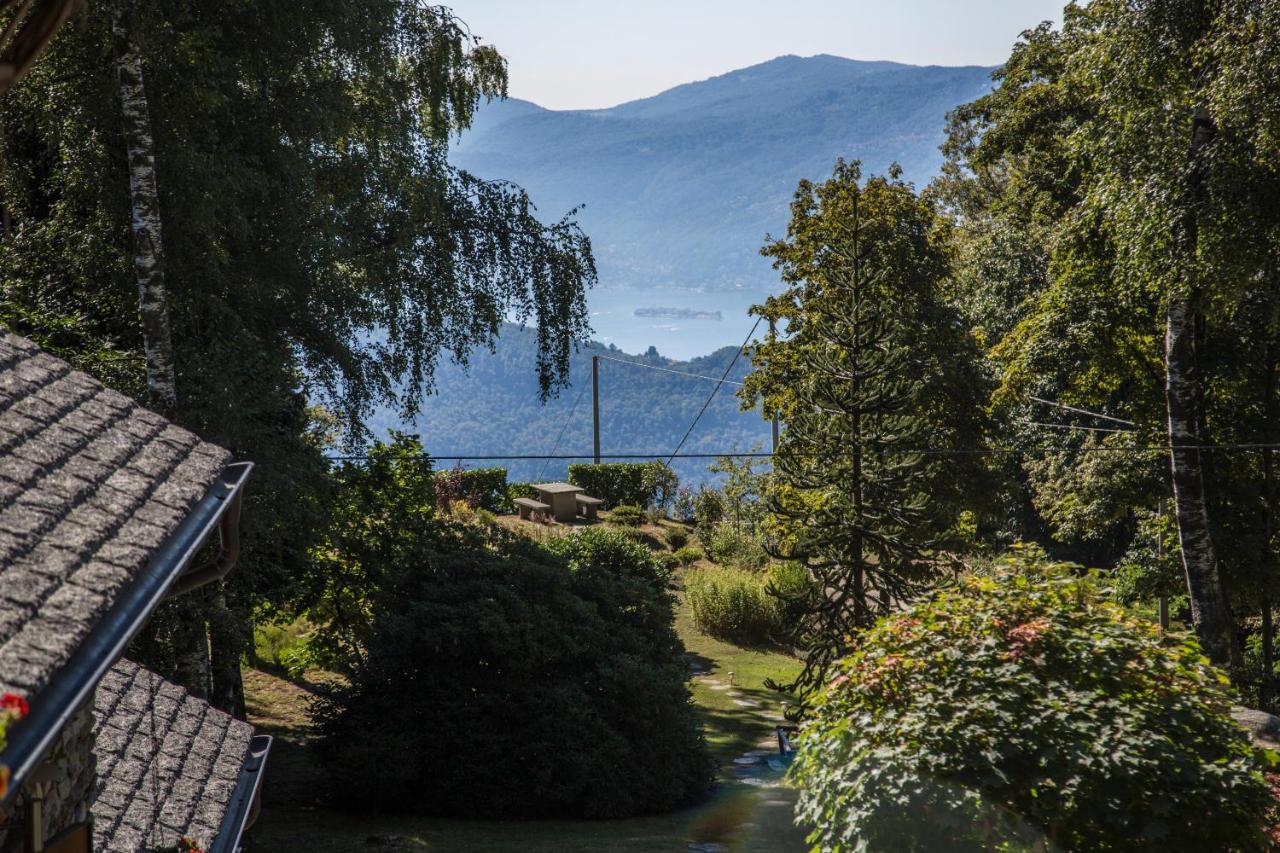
[113,4,175,412]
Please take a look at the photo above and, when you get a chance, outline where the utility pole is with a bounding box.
[769,319,780,454]
[592,354,601,464]
[1158,497,1169,631]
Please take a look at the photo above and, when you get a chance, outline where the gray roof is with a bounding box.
[91,659,253,851]
[0,329,231,699]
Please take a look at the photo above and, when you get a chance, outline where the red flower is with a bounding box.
[2,692,29,718]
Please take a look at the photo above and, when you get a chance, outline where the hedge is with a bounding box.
[435,466,509,512]
[567,461,677,509]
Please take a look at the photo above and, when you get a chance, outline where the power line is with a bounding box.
[1029,396,1136,427]
[595,354,747,387]
[536,363,591,481]
[322,443,1280,464]
[666,316,764,465]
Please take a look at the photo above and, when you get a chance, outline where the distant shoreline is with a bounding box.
[634,307,723,321]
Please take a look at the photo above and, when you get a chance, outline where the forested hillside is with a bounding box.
[369,324,773,483]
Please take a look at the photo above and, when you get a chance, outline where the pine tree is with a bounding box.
[743,161,988,710]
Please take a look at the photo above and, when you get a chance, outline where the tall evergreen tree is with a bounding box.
[742,162,989,710]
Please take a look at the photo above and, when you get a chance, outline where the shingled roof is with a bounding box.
[0,329,231,699]
[91,660,254,851]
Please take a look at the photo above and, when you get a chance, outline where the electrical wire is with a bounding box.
[322,443,1280,464]
[595,354,746,387]
[535,366,590,481]
[665,316,763,465]
[1029,396,1136,427]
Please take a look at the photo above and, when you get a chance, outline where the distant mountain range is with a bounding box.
[370,55,997,481]
[452,54,995,300]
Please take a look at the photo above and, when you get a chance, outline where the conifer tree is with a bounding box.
[743,161,988,709]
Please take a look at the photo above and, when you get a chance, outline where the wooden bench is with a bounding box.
[575,494,605,519]
[514,496,551,521]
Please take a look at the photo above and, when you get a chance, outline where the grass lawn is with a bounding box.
[243,517,809,852]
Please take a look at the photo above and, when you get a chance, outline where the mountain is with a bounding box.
[368,324,773,486]
[452,54,995,307]
[367,56,997,479]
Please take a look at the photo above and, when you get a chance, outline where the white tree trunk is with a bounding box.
[114,10,176,410]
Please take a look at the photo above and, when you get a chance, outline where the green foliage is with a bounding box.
[707,451,768,534]
[252,617,312,677]
[312,521,711,818]
[302,434,441,671]
[685,565,793,646]
[673,546,704,567]
[703,525,768,571]
[664,527,690,551]
[607,504,647,527]
[544,526,673,591]
[434,466,509,512]
[567,461,677,509]
[792,549,1272,852]
[742,160,991,707]
[692,486,725,530]
[507,481,538,504]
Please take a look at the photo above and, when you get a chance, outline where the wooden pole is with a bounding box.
[769,320,780,454]
[592,354,601,465]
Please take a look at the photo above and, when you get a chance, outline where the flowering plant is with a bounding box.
[0,691,30,799]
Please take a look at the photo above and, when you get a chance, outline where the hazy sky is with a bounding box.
[446,1,1067,111]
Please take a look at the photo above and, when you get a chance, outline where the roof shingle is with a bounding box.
[91,660,253,851]
[0,329,231,698]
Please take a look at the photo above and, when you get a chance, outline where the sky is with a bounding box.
[447,0,1067,111]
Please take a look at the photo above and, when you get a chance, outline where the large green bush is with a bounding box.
[792,550,1273,852]
[686,564,789,645]
[567,461,676,509]
[545,526,672,590]
[313,524,711,819]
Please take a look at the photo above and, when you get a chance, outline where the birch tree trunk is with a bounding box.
[114,8,176,411]
[1166,106,1239,670]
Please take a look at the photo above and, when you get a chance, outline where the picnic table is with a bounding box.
[531,482,584,522]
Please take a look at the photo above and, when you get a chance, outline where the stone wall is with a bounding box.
[0,698,96,851]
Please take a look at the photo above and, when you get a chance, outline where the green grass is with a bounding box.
[243,555,807,852]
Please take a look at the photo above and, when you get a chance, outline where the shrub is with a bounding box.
[792,549,1273,852]
[693,486,725,530]
[673,545,704,567]
[545,526,672,590]
[313,525,711,819]
[608,504,647,527]
[704,524,768,570]
[673,486,696,523]
[435,466,508,512]
[507,481,538,504]
[664,527,690,551]
[567,461,677,509]
[685,565,782,645]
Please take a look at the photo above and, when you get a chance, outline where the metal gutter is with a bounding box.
[0,461,254,810]
[210,734,272,853]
